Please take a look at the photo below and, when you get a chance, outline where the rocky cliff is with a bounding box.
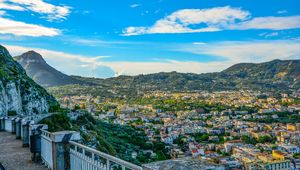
[0,45,59,115]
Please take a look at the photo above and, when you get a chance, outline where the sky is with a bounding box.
[0,0,300,78]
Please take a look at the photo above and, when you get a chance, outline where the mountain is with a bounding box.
[223,59,300,79]
[0,45,59,115]
[15,48,299,93]
[219,59,300,89]
[48,59,300,99]
[98,59,300,92]
[14,51,83,87]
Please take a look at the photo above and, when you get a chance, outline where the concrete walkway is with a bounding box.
[0,132,47,170]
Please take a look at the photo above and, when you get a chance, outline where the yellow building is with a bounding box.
[256,152,291,170]
[287,124,297,131]
[272,150,285,161]
[265,125,273,131]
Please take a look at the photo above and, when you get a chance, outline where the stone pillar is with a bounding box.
[106,159,110,170]
[15,118,22,139]
[29,124,48,163]
[51,131,81,170]
[22,120,34,147]
[0,117,4,131]
[3,117,9,132]
[11,118,16,134]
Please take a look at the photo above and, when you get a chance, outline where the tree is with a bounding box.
[74,104,80,110]
[156,150,166,160]
[7,111,17,116]
[242,135,257,145]
[258,135,273,143]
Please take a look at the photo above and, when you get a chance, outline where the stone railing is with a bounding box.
[40,129,81,170]
[70,141,143,170]
[0,115,144,170]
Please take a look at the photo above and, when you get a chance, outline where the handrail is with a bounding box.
[69,141,143,170]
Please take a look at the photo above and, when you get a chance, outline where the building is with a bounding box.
[278,144,300,154]
[259,161,291,170]
[272,150,286,161]
[287,124,297,131]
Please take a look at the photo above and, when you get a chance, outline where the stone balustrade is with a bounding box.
[69,141,143,170]
[0,115,144,170]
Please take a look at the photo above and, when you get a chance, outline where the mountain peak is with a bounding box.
[15,50,46,64]
[14,50,83,87]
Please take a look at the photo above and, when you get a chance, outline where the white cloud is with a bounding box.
[69,38,134,47]
[4,40,300,77]
[182,40,300,63]
[130,4,141,8]
[192,42,207,45]
[0,10,6,15]
[277,10,288,14]
[230,16,300,30]
[259,32,279,38]
[123,6,300,36]
[0,17,60,36]
[72,39,114,46]
[0,0,71,21]
[105,61,229,76]
[0,0,69,36]
[167,7,250,25]
[123,6,248,35]
[4,44,226,76]
[0,1,24,11]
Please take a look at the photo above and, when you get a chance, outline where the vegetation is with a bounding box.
[241,135,275,145]
[40,112,168,165]
[40,113,72,132]
[48,59,300,99]
[293,153,300,159]
[0,45,59,114]
[246,111,300,123]
[7,111,17,116]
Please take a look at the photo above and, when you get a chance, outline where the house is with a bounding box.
[170,148,185,159]
[278,144,300,154]
[191,149,202,158]
[272,150,286,161]
[224,140,243,153]
[287,124,297,131]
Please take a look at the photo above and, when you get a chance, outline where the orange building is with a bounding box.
[272,150,285,161]
[287,124,297,131]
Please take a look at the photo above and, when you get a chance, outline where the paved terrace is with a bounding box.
[0,132,47,170]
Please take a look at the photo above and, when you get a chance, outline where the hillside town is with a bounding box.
[54,90,300,169]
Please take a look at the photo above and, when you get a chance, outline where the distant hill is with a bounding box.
[48,59,300,98]
[219,59,300,89]
[15,49,299,93]
[223,59,300,79]
[14,51,83,87]
[0,45,58,115]
[103,59,300,91]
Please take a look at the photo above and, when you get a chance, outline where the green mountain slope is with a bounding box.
[14,49,299,97]
[0,45,59,115]
[49,59,299,98]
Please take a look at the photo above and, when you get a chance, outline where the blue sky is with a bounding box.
[1,0,300,78]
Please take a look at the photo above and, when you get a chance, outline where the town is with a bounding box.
[52,90,300,169]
